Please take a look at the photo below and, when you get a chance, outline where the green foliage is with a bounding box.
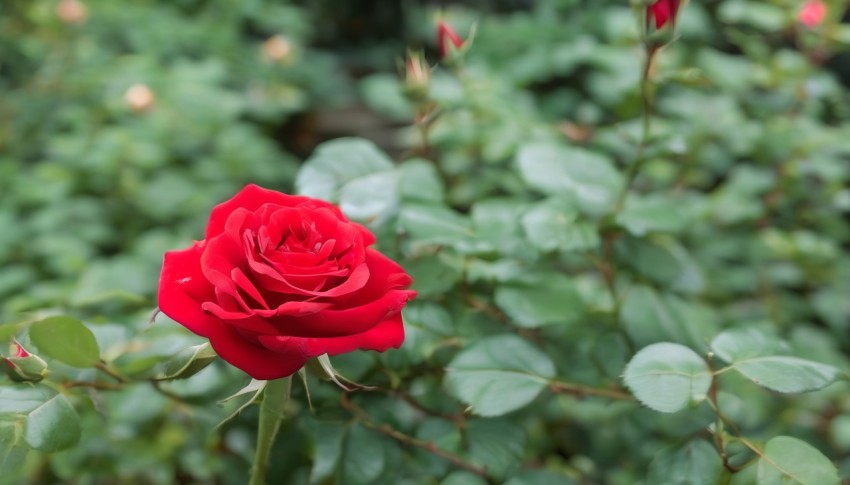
[623,343,711,413]
[445,334,555,416]
[29,316,100,368]
[3,0,850,483]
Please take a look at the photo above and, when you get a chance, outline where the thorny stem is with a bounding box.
[340,392,492,481]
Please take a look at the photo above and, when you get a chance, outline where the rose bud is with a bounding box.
[403,50,431,102]
[437,20,465,59]
[262,35,293,63]
[56,0,88,25]
[124,84,155,113]
[3,340,48,383]
[158,184,417,380]
[798,0,827,28]
[647,0,681,30]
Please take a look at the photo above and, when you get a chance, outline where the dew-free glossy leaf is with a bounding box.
[23,394,81,452]
[28,316,100,368]
[445,335,555,416]
[757,436,839,485]
[711,328,842,393]
[623,343,711,413]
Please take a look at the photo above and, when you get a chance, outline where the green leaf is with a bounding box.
[0,385,81,453]
[710,327,787,361]
[340,424,387,485]
[505,470,579,485]
[339,171,400,224]
[398,159,445,203]
[465,418,525,479]
[521,202,599,253]
[310,421,346,483]
[623,343,712,413]
[0,420,27,478]
[445,335,556,416]
[470,198,528,255]
[617,195,690,236]
[718,356,840,393]
[621,286,717,348]
[615,236,682,286]
[296,138,394,201]
[757,436,839,485]
[441,471,489,485]
[711,328,842,393]
[28,316,100,368]
[494,275,586,328]
[358,74,413,121]
[153,343,218,381]
[647,439,725,485]
[398,203,473,246]
[0,385,55,413]
[516,142,623,216]
[23,394,81,452]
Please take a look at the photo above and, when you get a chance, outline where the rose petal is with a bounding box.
[158,242,219,338]
[249,251,371,298]
[253,300,333,318]
[207,323,308,380]
[257,314,405,361]
[275,288,414,338]
[206,184,316,240]
[334,249,414,307]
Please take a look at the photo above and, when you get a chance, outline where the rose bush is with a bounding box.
[157,184,416,380]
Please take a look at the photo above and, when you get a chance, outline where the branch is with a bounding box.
[549,381,634,401]
[340,393,491,480]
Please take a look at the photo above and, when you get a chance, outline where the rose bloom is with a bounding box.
[158,184,416,380]
[647,0,681,29]
[798,0,827,28]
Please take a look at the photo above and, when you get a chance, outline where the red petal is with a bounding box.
[206,184,315,240]
[273,288,415,338]
[257,314,405,359]
[207,323,308,380]
[158,242,219,338]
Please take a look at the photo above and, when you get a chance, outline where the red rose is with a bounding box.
[157,184,416,380]
[647,0,681,29]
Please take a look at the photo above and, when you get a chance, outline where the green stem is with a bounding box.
[249,377,291,485]
[614,45,657,213]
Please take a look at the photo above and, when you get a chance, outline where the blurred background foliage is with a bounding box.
[1,0,850,483]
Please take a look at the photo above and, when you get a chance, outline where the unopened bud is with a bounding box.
[56,0,88,25]
[3,341,47,383]
[262,35,293,63]
[437,20,465,59]
[124,84,155,113]
[403,51,431,102]
[798,0,827,28]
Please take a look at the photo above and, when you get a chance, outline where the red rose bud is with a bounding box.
[798,0,827,28]
[647,0,681,30]
[403,51,431,101]
[3,341,47,382]
[437,20,465,59]
[157,184,416,380]
[13,340,29,358]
